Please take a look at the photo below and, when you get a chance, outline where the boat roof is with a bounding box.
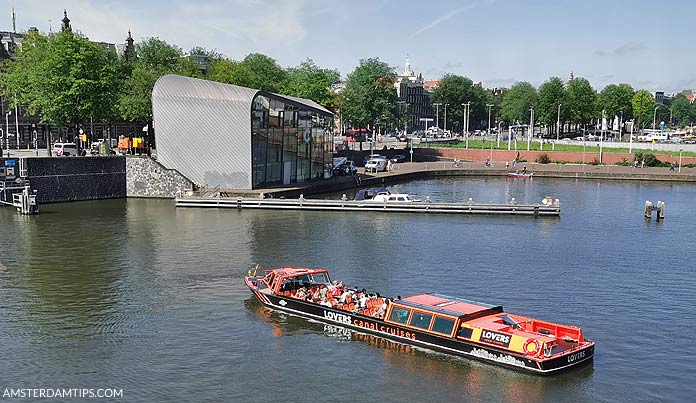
[265,267,328,277]
[400,293,504,319]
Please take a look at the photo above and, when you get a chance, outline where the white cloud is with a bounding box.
[10,0,309,60]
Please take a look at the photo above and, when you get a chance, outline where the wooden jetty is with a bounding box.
[176,195,560,217]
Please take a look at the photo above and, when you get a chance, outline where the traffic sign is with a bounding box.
[419,118,433,122]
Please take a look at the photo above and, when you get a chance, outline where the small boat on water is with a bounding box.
[355,187,421,202]
[245,266,594,374]
[507,172,533,178]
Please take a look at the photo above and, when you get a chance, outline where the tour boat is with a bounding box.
[507,172,533,178]
[244,266,595,374]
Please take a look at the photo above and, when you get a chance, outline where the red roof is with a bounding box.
[402,294,492,316]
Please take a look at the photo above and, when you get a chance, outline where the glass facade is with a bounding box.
[251,94,333,189]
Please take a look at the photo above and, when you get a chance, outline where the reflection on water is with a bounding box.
[2,177,696,402]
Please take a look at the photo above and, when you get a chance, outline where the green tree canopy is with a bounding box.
[339,57,397,131]
[500,82,537,124]
[566,77,597,125]
[536,77,567,131]
[430,74,488,131]
[118,37,201,124]
[598,83,634,120]
[1,29,119,127]
[632,90,656,129]
[671,94,695,125]
[282,59,340,110]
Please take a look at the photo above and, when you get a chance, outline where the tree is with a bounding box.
[283,59,340,110]
[235,53,287,92]
[339,57,397,134]
[671,94,694,125]
[2,29,119,128]
[632,90,656,129]
[430,74,488,131]
[536,77,566,135]
[566,77,597,126]
[500,82,537,125]
[598,83,634,120]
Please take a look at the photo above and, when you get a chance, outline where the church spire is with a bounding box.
[403,54,414,77]
[61,9,72,32]
[124,30,136,61]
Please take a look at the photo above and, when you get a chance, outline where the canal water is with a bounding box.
[1,177,694,402]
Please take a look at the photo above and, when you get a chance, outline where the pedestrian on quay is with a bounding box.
[670,162,675,172]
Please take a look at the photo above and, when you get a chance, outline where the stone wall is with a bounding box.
[126,156,193,198]
[22,156,126,203]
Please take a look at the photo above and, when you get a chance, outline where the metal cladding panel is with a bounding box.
[152,75,258,189]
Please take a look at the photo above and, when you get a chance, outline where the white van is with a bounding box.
[365,158,388,173]
[52,143,79,156]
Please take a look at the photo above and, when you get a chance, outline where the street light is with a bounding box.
[5,110,11,151]
[486,104,493,160]
[444,103,449,133]
[618,110,623,142]
[461,102,470,149]
[679,148,683,173]
[556,103,562,141]
[652,106,659,130]
[433,103,442,132]
[528,106,534,151]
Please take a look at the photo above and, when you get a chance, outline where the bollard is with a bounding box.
[644,201,653,218]
[657,201,665,221]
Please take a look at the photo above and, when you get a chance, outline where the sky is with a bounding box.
[2,0,695,93]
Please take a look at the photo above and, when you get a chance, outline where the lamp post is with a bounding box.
[486,104,493,159]
[652,106,659,130]
[14,98,19,150]
[444,103,449,134]
[528,106,534,151]
[5,110,11,151]
[433,103,442,132]
[600,109,605,163]
[618,110,623,142]
[461,102,470,149]
[679,148,683,173]
[629,119,634,153]
[556,103,562,141]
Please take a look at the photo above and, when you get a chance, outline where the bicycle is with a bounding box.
[452,159,463,167]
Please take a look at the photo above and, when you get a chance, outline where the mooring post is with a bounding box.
[644,201,653,218]
[657,201,665,221]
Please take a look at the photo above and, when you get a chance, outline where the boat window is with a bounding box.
[388,307,411,324]
[397,197,405,201]
[409,312,433,330]
[431,316,455,335]
[457,327,473,339]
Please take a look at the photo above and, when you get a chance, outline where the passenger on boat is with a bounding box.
[318,284,328,299]
[319,296,333,307]
[297,287,310,300]
[359,293,368,309]
[339,289,352,303]
[372,300,388,319]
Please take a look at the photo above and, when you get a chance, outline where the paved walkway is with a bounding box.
[212,161,696,199]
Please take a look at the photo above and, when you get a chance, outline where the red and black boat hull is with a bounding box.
[245,278,594,375]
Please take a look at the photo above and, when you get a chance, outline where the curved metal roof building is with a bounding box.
[152,75,333,190]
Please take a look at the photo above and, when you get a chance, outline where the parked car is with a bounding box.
[365,158,388,173]
[363,154,385,165]
[52,143,78,156]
